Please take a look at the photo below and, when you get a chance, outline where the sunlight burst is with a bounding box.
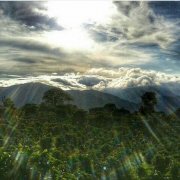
[44,29,94,51]
[45,1,115,50]
[46,1,114,28]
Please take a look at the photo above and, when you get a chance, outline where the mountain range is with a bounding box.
[0,82,179,113]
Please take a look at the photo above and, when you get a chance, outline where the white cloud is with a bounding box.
[85,1,179,66]
[109,2,176,48]
[0,68,179,95]
[86,68,180,90]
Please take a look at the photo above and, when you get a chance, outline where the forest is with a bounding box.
[0,88,179,180]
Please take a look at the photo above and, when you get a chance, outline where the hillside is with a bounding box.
[104,85,180,113]
[0,82,179,113]
[0,83,137,111]
[68,89,137,111]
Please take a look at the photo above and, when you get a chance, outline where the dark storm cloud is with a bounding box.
[13,57,37,64]
[0,1,63,31]
[0,38,65,57]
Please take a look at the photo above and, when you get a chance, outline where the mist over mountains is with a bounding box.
[0,83,137,111]
[0,68,179,112]
[0,82,179,113]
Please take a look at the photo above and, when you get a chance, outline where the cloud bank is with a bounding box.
[0,1,179,74]
[0,68,179,98]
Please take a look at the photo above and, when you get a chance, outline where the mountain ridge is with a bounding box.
[0,82,179,113]
[0,82,138,111]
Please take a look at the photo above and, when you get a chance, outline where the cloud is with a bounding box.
[78,75,106,87]
[0,16,93,74]
[85,24,118,43]
[88,1,177,48]
[0,2,63,31]
[0,1,179,75]
[13,57,37,64]
[86,68,180,88]
[0,68,179,94]
[116,2,176,48]
[0,38,64,55]
[82,1,180,69]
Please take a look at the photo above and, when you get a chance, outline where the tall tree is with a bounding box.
[42,88,72,106]
[2,97,14,109]
[140,92,157,114]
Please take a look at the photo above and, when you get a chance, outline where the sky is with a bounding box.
[0,1,179,90]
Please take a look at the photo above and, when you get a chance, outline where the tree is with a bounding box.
[140,92,157,114]
[175,108,180,118]
[21,104,38,117]
[113,108,130,116]
[42,88,72,106]
[40,137,52,150]
[104,103,117,112]
[153,154,170,175]
[73,109,87,123]
[1,97,17,121]
[2,97,14,109]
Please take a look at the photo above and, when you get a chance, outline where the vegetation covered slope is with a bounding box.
[0,83,137,111]
[0,88,179,180]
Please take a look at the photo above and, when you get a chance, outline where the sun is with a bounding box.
[46,1,114,28]
[44,29,95,51]
[45,1,115,51]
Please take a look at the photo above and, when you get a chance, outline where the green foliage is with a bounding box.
[21,104,38,118]
[0,92,179,179]
[2,97,15,108]
[43,88,72,106]
[40,137,52,150]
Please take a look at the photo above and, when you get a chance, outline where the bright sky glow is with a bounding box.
[44,29,95,51]
[47,1,115,28]
[45,1,115,50]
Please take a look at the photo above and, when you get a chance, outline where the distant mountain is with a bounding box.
[0,83,50,107]
[104,85,180,113]
[67,89,137,111]
[158,95,180,113]
[0,83,137,111]
[0,82,179,113]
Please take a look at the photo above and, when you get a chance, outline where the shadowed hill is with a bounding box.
[0,82,179,113]
[104,85,180,113]
[67,89,137,111]
[0,83,137,111]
